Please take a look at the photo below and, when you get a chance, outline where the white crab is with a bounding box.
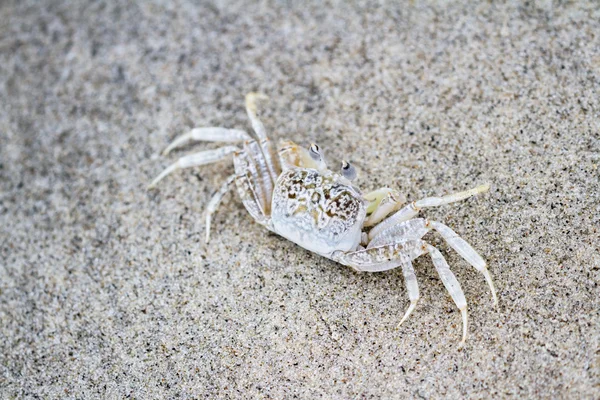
[148,93,497,345]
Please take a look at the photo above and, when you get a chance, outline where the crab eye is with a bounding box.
[341,160,357,181]
[309,143,321,161]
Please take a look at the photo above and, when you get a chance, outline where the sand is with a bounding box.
[1,1,599,398]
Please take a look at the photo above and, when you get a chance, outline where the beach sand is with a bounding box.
[1,1,599,398]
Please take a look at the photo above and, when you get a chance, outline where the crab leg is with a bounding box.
[368,218,497,305]
[245,140,273,212]
[245,92,280,183]
[162,128,251,155]
[429,221,497,305]
[368,218,430,248]
[367,203,421,240]
[368,184,490,240]
[426,244,469,347]
[332,239,426,272]
[398,259,420,327]
[232,146,272,225]
[234,173,269,226]
[332,240,468,345]
[331,243,422,327]
[234,143,270,215]
[148,146,239,189]
[245,92,269,140]
[205,174,236,243]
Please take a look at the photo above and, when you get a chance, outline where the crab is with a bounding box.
[148,93,498,345]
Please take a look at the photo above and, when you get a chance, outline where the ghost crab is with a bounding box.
[148,93,497,345]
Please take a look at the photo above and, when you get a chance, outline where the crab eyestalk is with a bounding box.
[308,143,328,170]
[341,160,357,181]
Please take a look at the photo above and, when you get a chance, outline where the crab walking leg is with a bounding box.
[233,149,271,225]
[332,245,421,326]
[368,184,490,240]
[245,92,280,183]
[429,221,498,305]
[148,146,239,189]
[426,244,469,346]
[234,173,269,226]
[245,92,269,140]
[368,218,430,248]
[260,137,281,183]
[368,218,497,305]
[364,188,407,227]
[245,140,273,212]
[205,174,236,243]
[367,203,420,240]
[398,259,420,327]
[332,240,469,344]
[162,128,250,155]
[234,143,269,214]
[332,240,427,272]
